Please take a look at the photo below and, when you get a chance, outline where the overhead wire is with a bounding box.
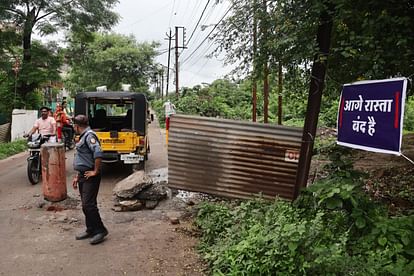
[168,0,176,28]
[185,2,218,50]
[180,6,232,66]
[186,0,211,45]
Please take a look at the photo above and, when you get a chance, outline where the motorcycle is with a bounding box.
[26,134,52,184]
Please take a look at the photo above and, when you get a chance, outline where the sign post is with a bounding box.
[337,78,407,155]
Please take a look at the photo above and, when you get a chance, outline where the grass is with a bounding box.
[0,139,27,160]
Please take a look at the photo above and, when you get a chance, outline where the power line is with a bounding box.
[186,0,211,45]
[169,0,176,28]
[180,6,232,66]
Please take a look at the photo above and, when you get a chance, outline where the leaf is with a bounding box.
[378,236,387,246]
[356,217,366,229]
[326,198,343,209]
[401,235,410,246]
[288,242,298,252]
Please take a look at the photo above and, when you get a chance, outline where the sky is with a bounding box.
[112,0,233,92]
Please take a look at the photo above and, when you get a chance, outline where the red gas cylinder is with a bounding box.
[41,142,67,202]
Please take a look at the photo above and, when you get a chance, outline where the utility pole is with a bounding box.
[174,26,187,99]
[294,5,334,199]
[160,69,164,99]
[175,26,179,98]
[165,29,172,97]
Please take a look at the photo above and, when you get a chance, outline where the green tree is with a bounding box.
[0,0,119,101]
[0,40,62,115]
[65,33,159,93]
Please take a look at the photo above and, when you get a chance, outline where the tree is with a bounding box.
[65,33,159,93]
[0,40,62,115]
[0,0,119,101]
[213,0,414,126]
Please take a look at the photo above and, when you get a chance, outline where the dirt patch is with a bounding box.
[313,131,414,214]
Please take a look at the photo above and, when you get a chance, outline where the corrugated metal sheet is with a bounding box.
[0,123,10,143]
[168,115,303,200]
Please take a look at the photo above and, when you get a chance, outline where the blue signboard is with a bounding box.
[337,78,407,155]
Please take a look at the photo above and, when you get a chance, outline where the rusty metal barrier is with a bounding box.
[168,115,303,200]
[0,123,11,143]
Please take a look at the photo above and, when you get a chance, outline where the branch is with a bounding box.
[25,0,30,15]
[35,11,55,22]
[3,8,26,18]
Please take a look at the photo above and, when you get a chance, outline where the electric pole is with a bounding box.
[175,26,179,98]
[165,29,172,97]
[174,26,187,99]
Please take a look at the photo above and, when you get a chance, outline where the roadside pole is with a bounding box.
[294,6,334,199]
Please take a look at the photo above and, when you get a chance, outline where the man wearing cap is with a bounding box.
[72,114,108,245]
[25,106,57,137]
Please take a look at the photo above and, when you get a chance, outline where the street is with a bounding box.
[0,116,204,276]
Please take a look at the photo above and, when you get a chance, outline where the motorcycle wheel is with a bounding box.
[68,140,76,150]
[27,158,41,185]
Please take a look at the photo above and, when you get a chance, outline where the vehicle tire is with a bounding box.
[136,160,145,171]
[68,140,75,150]
[27,158,41,185]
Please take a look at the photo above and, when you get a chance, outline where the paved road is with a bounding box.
[0,115,203,276]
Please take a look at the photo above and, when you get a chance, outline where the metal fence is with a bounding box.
[168,115,303,200]
[0,123,11,143]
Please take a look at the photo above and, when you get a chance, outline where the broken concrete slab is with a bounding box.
[136,183,169,201]
[145,200,158,209]
[113,170,153,199]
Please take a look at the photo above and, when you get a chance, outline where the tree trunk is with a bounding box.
[19,9,36,101]
[252,0,257,122]
[278,62,283,125]
[263,62,269,123]
[294,6,334,199]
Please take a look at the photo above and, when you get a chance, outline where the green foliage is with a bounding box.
[0,139,26,160]
[404,96,414,131]
[66,33,159,93]
[0,0,118,102]
[196,143,414,274]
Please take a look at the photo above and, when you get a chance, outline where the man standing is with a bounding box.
[72,115,108,245]
[25,106,56,136]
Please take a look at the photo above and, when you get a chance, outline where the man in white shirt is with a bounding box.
[25,106,57,136]
[163,100,176,118]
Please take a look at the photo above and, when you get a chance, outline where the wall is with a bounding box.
[11,109,38,141]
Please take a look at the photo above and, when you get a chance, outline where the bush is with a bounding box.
[195,144,414,275]
[0,139,26,160]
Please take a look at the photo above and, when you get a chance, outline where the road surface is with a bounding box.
[0,115,204,276]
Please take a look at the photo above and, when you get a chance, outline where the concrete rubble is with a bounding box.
[113,167,169,211]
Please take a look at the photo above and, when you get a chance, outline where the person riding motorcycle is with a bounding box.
[54,103,69,142]
[25,106,57,137]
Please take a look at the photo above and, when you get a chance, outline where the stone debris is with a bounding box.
[145,200,158,209]
[112,199,143,212]
[113,170,153,199]
[136,184,168,201]
[112,167,170,212]
[170,217,180,225]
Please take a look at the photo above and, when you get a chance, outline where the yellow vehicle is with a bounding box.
[75,92,150,170]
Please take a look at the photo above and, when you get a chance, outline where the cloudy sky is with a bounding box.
[112,0,233,92]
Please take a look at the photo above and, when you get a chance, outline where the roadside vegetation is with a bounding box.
[0,139,26,160]
[195,144,414,275]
